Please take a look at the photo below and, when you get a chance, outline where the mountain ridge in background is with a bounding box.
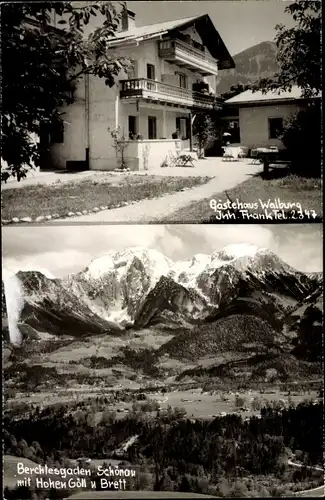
[216,41,278,96]
[2,244,322,383]
[2,244,321,334]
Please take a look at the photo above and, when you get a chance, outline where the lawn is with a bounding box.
[3,455,40,488]
[164,173,322,223]
[1,174,210,221]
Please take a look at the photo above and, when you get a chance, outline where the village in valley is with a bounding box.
[1,0,321,224]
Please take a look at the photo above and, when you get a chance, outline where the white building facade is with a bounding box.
[224,87,318,151]
[46,10,234,171]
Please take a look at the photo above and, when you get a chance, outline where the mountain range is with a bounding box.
[2,244,321,336]
[216,41,278,96]
[2,244,322,382]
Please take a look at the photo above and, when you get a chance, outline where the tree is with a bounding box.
[252,0,321,177]
[220,84,250,103]
[108,126,130,170]
[173,407,187,420]
[292,304,323,360]
[234,395,246,408]
[251,397,262,412]
[101,409,116,425]
[133,471,153,491]
[1,2,131,182]
[159,473,174,491]
[229,480,250,498]
[254,1,321,98]
[280,100,321,177]
[151,425,168,490]
[86,411,96,428]
[178,474,192,493]
[271,400,286,412]
[192,113,216,158]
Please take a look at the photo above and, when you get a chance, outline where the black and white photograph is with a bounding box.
[2,223,324,499]
[1,0,322,224]
[1,0,323,499]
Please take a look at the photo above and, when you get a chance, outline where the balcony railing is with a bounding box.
[158,39,219,76]
[120,78,221,110]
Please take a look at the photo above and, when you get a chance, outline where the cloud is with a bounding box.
[2,225,167,277]
[164,224,275,260]
[3,260,58,279]
[269,225,323,274]
[2,224,322,277]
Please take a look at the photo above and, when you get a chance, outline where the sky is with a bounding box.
[2,223,322,278]
[127,0,295,55]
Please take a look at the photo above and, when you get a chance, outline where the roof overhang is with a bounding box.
[107,14,235,70]
[107,31,168,48]
[225,96,321,107]
[169,15,235,70]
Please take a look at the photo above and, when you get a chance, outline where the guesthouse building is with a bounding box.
[45,8,234,171]
[223,86,319,151]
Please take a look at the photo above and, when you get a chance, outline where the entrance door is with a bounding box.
[128,116,137,139]
[176,117,188,140]
[148,116,157,139]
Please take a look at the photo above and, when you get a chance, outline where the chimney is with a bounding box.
[121,9,136,31]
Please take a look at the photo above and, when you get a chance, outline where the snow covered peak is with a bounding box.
[207,244,287,279]
[84,247,172,281]
[86,255,116,279]
[214,244,265,262]
[189,254,211,268]
[72,247,174,324]
[5,245,307,336]
[173,254,210,273]
[170,254,211,286]
[82,245,277,290]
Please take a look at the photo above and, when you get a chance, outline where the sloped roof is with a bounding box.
[108,14,235,70]
[224,86,318,105]
[109,16,200,41]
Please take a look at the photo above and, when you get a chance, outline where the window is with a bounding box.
[193,40,204,52]
[177,72,188,89]
[128,116,137,139]
[148,116,157,139]
[268,117,284,139]
[50,119,64,144]
[146,63,155,80]
[229,120,239,129]
[230,121,240,143]
[127,60,138,79]
[176,117,189,140]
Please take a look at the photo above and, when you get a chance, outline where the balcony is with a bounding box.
[158,39,219,76]
[120,78,222,110]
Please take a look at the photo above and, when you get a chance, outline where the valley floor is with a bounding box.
[6,384,321,422]
[4,369,323,499]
